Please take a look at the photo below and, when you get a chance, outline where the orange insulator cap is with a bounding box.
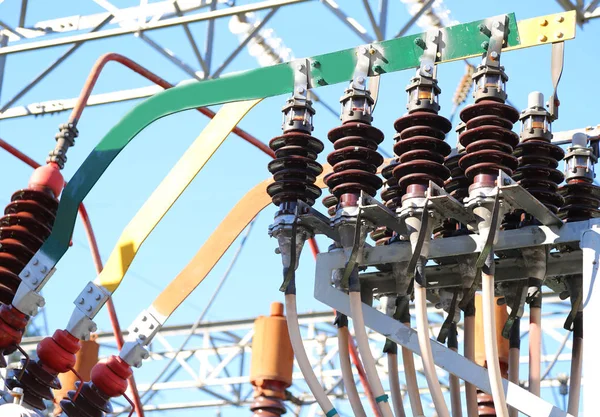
[474,293,510,377]
[250,302,294,393]
[28,163,64,198]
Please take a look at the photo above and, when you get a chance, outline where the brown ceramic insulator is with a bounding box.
[513,140,565,216]
[459,101,520,191]
[436,149,469,238]
[558,181,600,222]
[370,159,401,246]
[477,391,497,416]
[6,359,60,410]
[0,189,58,305]
[60,382,113,417]
[323,122,384,201]
[267,131,324,207]
[392,112,452,202]
[322,194,338,217]
[250,396,286,417]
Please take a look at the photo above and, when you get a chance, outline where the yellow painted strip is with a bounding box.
[505,10,576,51]
[443,11,576,63]
[95,99,262,292]
[151,159,393,319]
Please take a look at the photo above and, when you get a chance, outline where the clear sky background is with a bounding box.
[0,0,596,415]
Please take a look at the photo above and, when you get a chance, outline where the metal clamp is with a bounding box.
[406,201,430,283]
[417,28,441,78]
[481,15,508,68]
[427,181,478,227]
[65,282,110,340]
[359,191,407,237]
[547,41,564,121]
[295,200,340,241]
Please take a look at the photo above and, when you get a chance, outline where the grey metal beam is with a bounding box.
[395,0,435,38]
[320,0,374,44]
[0,21,20,38]
[0,17,112,113]
[204,0,218,74]
[378,0,388,39]
[211,7,279,78]
[585,0,600,12]
[362,0,383,40]
[137,32,203,80]
[173,1,209,75]
[0,0,312,56]
[18,0,28,28]
[0,34,7,102]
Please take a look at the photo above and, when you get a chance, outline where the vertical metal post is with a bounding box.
[581,227,599,417]
[0,34,8,103]
[18,0,28,28]
[204,0,217,75]
[379,0,388,39]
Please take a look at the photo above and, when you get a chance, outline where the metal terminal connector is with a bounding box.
[65,282,111,340]
[12,252,56,316]
[282,59,314,134]
[47,123,78,169]
[339,46,374,124]
[119,308,163,367]
[406,29,441,113]
[473,16,509,102]
[520,91,552,141]
[564,132,596,182]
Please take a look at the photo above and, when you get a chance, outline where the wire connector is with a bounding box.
[66,282,110,340]
[119,308,163,367]
[47,123,79,169]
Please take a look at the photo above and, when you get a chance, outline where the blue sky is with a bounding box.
[0,0,595,415]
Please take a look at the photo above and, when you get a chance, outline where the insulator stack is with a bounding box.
[392,69,452,203]
[6,330,81,410]
[60,355,132,417]
[324,123,384,204]
[267,90,324,209]
[0,164,64,364]
[459,61,520,192]
[477,392,497,416]
[558,132,600,222]
[370,158,401,245]
[512,92,565,224]
[323,78,384,213]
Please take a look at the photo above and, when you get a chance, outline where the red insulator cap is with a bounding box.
[37,329,81,374]
[91,355,132,398]
[28,163,63,198]
[0,304,28,351]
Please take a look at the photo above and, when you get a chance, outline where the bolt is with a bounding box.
[556,15,565,23]
[95,294,101,301]
[424,64,432,73]
[133,327,139,333]
[142,316,148,321]
[311,60,320,68]
[41,266,47,273]
[90,324,97,332]
[539,34,548,42]
[373,65,383,73]
[296,64,304,71]
[414,37,426,49]
[479,23,491,37]
[149,324,155,329]
[359,46,367,54]
[490,51,499,60]
[23,270,30,277]
[33,259,39,266]
[356,76,365,84]
[494,21,502,29]
[87,286,93,293]
[139,335,146,340]
[428,35,437,43]
[87,306,92,312]
[142,351,150,359]
[297,87,305,94]
[481,41,489,50]
[540,19,548,26]
[37,299,45,308]
[316,77,326,86]
[32,278,38,285]
[79,298,85,305]
[556,31,564,39]
[504,178,511,185]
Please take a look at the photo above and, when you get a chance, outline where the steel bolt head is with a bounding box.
[95,294,101,301]
[296,64,304,71]
[37,299,45,307]
[540,19,548,26]
[494,21,502,29]
[490,51,499,60]
[142,316,148,321]
[87,286,93,293]
[556,16,564,23]
[556,31,564,39]
[311,60,320,68]
[142,351,150,359]
[424,64,432,72]
[87,306,92,312]
[79,298,85,305]
[23,270,30,277]
[539,34,548,42]
[297,87,305,94]
[357,76,365,84]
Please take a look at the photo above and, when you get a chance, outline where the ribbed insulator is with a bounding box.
[513,141,565,215]
[322,195,338,217]
[0,189,58,304]
[558,182,600,222]
[392,112,452,201]
[60,381,112,417]
[477,391,497,416]
[370,158,401,246]
[267,131,324,207]
[324,122,384,200]
[250,396,286,417]
[459,101,520,190]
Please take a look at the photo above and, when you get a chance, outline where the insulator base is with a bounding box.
[559,182,600,222]
[60,382,113,417]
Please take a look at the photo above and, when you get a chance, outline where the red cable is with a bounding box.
[68,53,274,158]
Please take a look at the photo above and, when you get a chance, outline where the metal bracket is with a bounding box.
[359,192,407,236]
[293,58,310,101]
[65,281,110,340]
[437,290,459,343]
[296,200,340,241]
[547,41,564,121]
[340,209,368,290]
[417,28,441,78]
[498,170,563,227]
[352,46,372,91]
[427,181,478,227]
[481,15,508,68]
